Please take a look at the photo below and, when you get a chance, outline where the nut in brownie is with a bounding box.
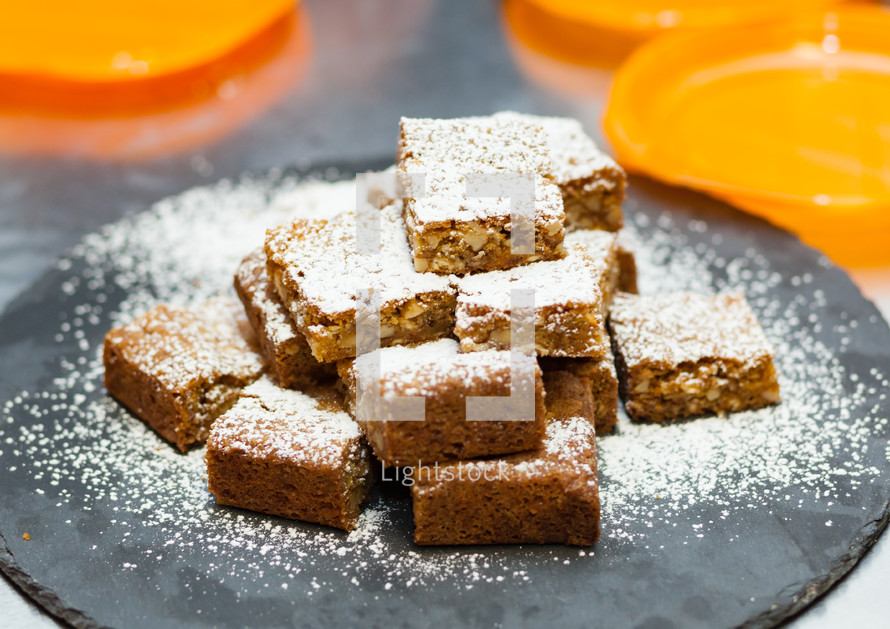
[398,115,566,275]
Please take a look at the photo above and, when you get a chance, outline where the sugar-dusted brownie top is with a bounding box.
[208,377,363,470]
[456,243,605,312]
[517,407,599,477]
[494,111,623,189]
[105,297,264,394]
[266,201,455,318]
[609,291,776,368]
[235,249,303,350]
[565,228,617,262]
[398,115,564,226]
[354,338,521,399]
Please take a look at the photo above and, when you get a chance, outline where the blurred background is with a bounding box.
[1,0,889,625]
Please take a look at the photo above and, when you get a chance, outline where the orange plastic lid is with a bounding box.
[0,10,311,161]
[0,0,294,81]
[523,0,853,36]
[604,7,890,266]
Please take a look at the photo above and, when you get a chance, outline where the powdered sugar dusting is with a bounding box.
[456,244,604,310]
[266,201,455,317]
[354,339,515,398]
[494,111,623,187]
[609,291,776,367]
[1,168,888,605]
[105,297,264,392]
[398,115,564,224]
[208,376,362,468]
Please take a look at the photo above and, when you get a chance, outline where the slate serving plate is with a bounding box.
[1,161,889,629]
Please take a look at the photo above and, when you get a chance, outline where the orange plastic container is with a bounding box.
[604,7,890,267]
[0,2,309,160]
[0,0,295,82]
[523,0,857,37]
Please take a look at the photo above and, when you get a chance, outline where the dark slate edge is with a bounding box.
[630,176,890,628]
[0,531,106,629]
[744,505,890,628]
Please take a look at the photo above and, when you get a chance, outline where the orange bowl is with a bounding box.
[0,0,296,82]
[523,0,856,37]
[604,6,890,266]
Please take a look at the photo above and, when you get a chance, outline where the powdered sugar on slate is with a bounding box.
[1,169,888,602]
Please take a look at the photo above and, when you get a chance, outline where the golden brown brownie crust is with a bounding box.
[206,377,372,531]
[103,298,265,452]
[609,291,781,423]
[411,368,600,546]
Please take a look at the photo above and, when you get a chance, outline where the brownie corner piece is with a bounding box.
[339,338,546,466]
[398,114,566,275]
[411,366,600,546]
[206,377,373,531]
[609,290,780,423]
[103,298,265,452]
[234,248,337,389]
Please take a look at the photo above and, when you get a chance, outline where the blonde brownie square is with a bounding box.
[265,201,457,363]
[454,244,609,358]
[411,367,600,546]
[234,249,337,389]
[206,377,373,531]
[609,291,781,423]
[496,112,626,232]
[103,298,265,452]
[337,339,546,467]
[398,115,566,275]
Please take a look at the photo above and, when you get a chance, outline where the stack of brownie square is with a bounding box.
[103,112,780,545]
